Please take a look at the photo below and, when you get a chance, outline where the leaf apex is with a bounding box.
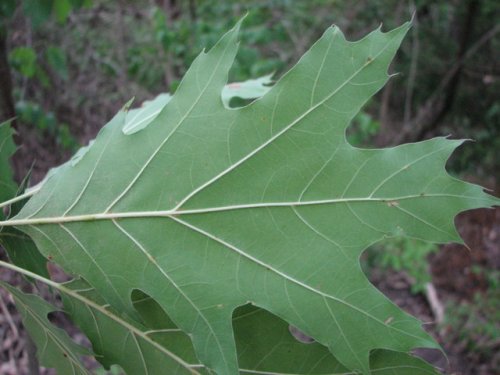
[409,10,417,26]
[121,97,135,113]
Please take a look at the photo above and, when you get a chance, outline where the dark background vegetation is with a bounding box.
[0,0,498,374]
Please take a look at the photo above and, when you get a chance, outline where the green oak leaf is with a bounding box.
[0,223,49,278]
[130,289,439,374]
[4,20,498,374]
[233,304,440,375]
[0,263,439,374]
[0,281,91,374]
[0,120,49,278]
[62,278,202,374]
[0,120,16,213]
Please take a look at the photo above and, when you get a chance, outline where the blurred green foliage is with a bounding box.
[4,0,497,178]
[22,0,91,27]
[347,112,381,147]
[15,100,78,150]
[443,287,500,362]
[45,46,68,80]
[9,46,37,78]
[1,0,88,150]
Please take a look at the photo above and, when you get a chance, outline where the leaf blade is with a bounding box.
[0,281,91,375]
[9,20,499,374]
[0,120,16,211]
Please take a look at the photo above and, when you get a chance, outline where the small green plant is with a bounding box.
[9,46,38,78]
[365,238,438,294]
[346,111,381,146]
[442,289,500,361]
[15,100,78,151]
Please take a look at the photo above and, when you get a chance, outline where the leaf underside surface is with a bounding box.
[0,272,440,375]
[7,20,499,374]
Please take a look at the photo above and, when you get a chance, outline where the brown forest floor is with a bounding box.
[0,126,499,375]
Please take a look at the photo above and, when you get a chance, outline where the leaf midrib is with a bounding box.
[1,193,482,226]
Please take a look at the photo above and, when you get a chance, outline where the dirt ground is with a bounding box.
[1,126,499,374]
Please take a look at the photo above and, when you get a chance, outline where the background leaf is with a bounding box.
[53,0,71,24]
[0,120,48,278]
[62,278,201,374]
[0,281,91,374]
[8,47,38,78]
[46,46,69,80]
[0,120,16,210]
[1,185,49,278]
[22,0,54,29]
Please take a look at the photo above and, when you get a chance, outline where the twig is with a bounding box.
[0,292,18,338]
[427,24,500,108]
[396,22,500,143]
[424,282,444,324]
[0,289,20,373]
[25,334,40,375]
